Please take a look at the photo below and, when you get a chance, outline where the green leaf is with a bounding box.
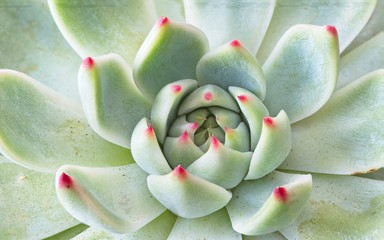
[78,53,151,148]
[56,163,166,233]
[262,24,339,123]
[0,157,79,239]
[227,171,312,236]
[130,118,172,175]
[282,70,384,174]
[179,84,240,115]
[196,40,266,100]
[187,136,252,189]
[44,224,89,240]
[0,70,132,173]
[0,0,81,100]
[257,0,376,62]
[48,0,157,66]
[184,0,276,54]
[228,87,269,151]
[337,32,384,90]
[71,211,177,240]
[224,122,250,152]
[147,165,232,218]
[168,209,242,240]
[151,79,198,144]
[280,174,384,239]
[245,110,291,180]
[133,17,208,100]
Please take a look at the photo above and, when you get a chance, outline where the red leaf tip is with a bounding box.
[211,135,220,150]
[274,186,288,202]
[173,165,187,180]
[179,130,190,142]
[58,172,73,189]
[204,92,213,101]
[158,16,169,27]
[171,84,182,93]
[230,39,241,47]
[263,116,274,126]
[326,25,337,37]
[146,124,154,137]
[83,57,94,69]
[190,121,199,130]
[237,95,248,102]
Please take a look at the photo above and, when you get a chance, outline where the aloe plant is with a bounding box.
[1,0,384,239]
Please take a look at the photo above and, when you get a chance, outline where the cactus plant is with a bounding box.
[1,0,384,239]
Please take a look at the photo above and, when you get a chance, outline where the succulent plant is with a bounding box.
[1,0,384,239]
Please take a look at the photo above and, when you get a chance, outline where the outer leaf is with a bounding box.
[196,40,266,100]
[0,157,79,239]
[48,0,157,66]
[262,24,339,123]
[245,111,291,180]
[280,174,384,239]
[56,164,166,234]
[168,209,242,240]
[151,79,198,144]
[130,118,172,175]
[133,17,209,100]
[184,0,276,54]
[281,70,384,174]
[337,32,384,90]
[71,211,177,240]
[78,54,151,148]
[0,70,132,173]
[257,0,376,62]
[147,165,232,218]
[227,171,312,235]
[0,0,81,100]
[44,224,88,240]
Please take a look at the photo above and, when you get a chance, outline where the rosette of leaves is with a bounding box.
[1,0,384,239]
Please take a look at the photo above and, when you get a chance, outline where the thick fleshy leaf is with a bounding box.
[48,0,157,65]
[245,111,291,180]
[147,165,232,218]
[0,157,79,239]
[130,118,172,175]
[163,131,204,168]
[78,54,151,148]
[227,171,312,235]
[179,84,240,115]
[337,32,384,90]
[71,211,177,240]
[196,40,266,100]
[133,17,208,100]
[184,0,276,54]
[281,70,384,174]
[228,87,269,150]
[151,79,198,144]
[44,224,88,240]
[168,116,200,138]
[0,0,81,100]
[0,70,132,173]
[280,174,384,239]
[224,122,250,152]
[168,209,241,240]
[262,24,339,123]
[209,107,241,130]
[186,108,211,126]
[56,164,166,234]
[257,0,376,62]
[187,136,252,189]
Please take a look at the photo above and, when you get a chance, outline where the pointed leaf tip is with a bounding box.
[326,25,338,37]
[159,16,169,27]
[263,116,274,126]
[146,124,154,137]
[274,186,288,202]
[171,84,182,93]
[230,39,241,47]
[82,57,94,69]
[179,130,190,143]
[237,95,248,102]
[211,135,220,150]
[58,172,73,189]
[173,165,188,180]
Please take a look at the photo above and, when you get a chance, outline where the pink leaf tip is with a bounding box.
[237,95,248,102]
[263,116,274,126]
[179,130,190,142]
[211,135,220,150]
[274,186,288,202]
[190,121,199,131]
[230,39,241,47]
[58,172,73,189]
[326,25,337,37]
[204,91,213,101]
[171,84,182,93]
[173,165,187,180]
[146,124,154,137]
[83,57,94,69]
[158,16,169,27]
